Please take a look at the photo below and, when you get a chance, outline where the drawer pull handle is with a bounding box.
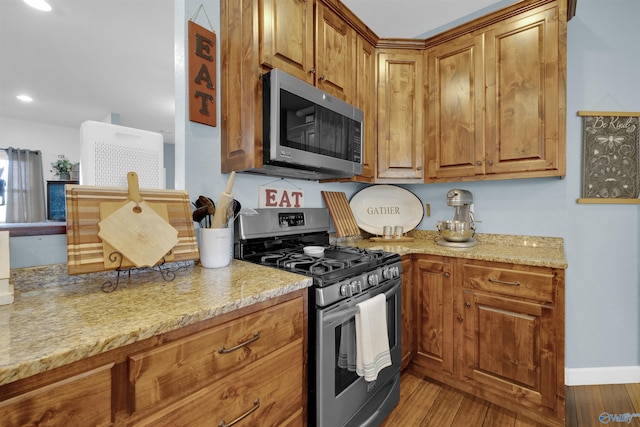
[219,398,260,427]
[218,332,260,354]
[488,278,521,287]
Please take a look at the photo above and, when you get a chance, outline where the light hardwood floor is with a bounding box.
[381,372,640,426]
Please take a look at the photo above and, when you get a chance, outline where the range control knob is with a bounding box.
[340,284,352,297]
[367,274,379,286]
[382,266,399,279]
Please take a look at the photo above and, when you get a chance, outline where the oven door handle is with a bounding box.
[322,281,400,325]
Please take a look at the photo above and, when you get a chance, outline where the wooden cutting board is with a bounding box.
[321,191,361,237]
[97,172,179,268]
[66,184,199,275]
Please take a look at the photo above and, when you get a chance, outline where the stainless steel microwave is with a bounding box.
[253,69,364,180]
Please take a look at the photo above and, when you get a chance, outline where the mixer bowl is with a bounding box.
[436,220,475,242]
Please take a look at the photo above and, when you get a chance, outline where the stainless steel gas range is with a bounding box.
[234,208,401,427]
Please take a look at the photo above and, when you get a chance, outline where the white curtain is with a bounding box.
[4,148,46,223]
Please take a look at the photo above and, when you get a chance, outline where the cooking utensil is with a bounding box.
[211,171,235,228]
[97,172,179,267]
[198,195,215,227]
[226,199,241,225]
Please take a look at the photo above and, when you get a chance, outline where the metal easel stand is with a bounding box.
[101,251,186,293]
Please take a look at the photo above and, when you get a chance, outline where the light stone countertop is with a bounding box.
[0,260,312,387]
[0,232,566,388]
[337,231,568,269]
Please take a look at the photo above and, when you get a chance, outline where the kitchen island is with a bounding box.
[0,260,312,426]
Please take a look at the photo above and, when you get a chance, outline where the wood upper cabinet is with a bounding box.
[259,0,315,84]
[425,1,566,182]
[412,256,454,378]
[376,49,424,181]
[426,33,484,180]
[484,6,564,176]
[315,2,356,103]
[355,35,376,180]
[221,0,370,176]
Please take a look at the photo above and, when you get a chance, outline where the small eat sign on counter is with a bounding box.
[188,20,216,127]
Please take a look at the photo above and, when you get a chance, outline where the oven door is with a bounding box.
[315,279,401,427]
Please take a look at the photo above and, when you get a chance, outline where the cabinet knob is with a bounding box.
[309,67,316,74]
[465,302,471,308]
[318,74,325,81]
[443,272,450,278]
[488,160,494,166]
[456,315,464,322]
[476,160,482,166]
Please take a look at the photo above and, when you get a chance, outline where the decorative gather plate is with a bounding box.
[349,185,424,235]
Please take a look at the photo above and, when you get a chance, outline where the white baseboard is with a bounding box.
[565,366,640,386]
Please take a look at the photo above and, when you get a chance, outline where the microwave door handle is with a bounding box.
[322,281,400,325]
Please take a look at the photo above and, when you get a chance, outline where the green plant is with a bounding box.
[51,154,73,176]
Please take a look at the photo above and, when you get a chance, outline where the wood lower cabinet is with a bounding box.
[0,291,307,427]
[0,364,113,427]
[128,297,304,417]
[408,256,565,426]
[412,256,454,378]
[132,344,304,427]
[400,255,413,370]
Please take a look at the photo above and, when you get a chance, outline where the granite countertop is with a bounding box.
[1,232,566,388]
[0,260,312,387]
[338,231,568,269]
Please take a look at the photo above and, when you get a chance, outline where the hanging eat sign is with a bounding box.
[188,20,216,127]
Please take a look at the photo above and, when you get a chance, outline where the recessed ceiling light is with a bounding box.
[23,0,52,12]
[17,95,34,102]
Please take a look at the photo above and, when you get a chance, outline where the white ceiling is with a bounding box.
[0,0,509,144]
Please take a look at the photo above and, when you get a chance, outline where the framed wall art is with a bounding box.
[577,111,640,204]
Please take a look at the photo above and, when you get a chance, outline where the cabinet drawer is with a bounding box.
[129,298,304,413]
[0,364,113,427]
[463,263,555,303]
[133,342,304,427]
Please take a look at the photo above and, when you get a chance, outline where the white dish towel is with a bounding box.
[355,293,392,382]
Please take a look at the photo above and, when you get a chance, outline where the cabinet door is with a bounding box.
[129,298,304,414]
[133,343,304,427]
[0,364,113,427]
[426,34,484,180]
[484,6,562,175]
[413,257,454,376]
[462,291,557,410]
[315,2,356,102]
[400,256,413,370]
[259,0,315,84]
[377,50,424,181]
[355,35,376,180]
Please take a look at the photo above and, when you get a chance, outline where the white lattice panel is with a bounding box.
[80,121,165,189]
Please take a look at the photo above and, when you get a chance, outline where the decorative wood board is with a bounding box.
[579,111,640,199]
[321,191,361,237]
[66,185,199,275]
